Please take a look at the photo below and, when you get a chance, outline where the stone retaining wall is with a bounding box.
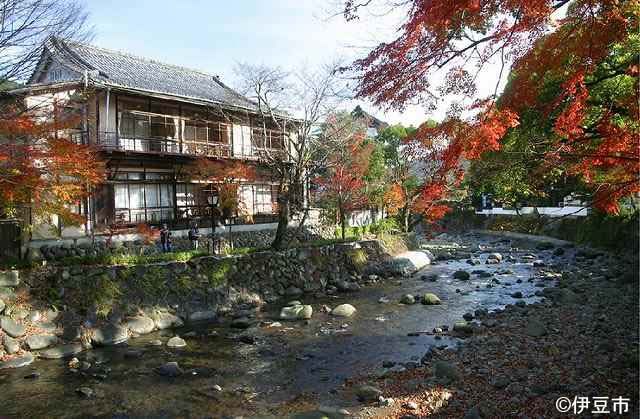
[0,239,400,367]
[30,226,328,262]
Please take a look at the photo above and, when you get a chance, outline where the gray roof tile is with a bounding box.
[44,37,257,111]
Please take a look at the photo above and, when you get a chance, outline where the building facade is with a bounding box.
[14,37,296,241]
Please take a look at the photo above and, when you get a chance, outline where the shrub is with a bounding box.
[346,248,368,272]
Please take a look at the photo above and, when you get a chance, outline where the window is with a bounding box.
[176,183,208,219]
[251,128,285,150]
[255,185,273,214]
[114,183,174,224]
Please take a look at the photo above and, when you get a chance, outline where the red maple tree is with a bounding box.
[345,0,639,214]
[315,114,373,239]
[0,102,105,228]
[188,158,257,222]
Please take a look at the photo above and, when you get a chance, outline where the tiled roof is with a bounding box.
[40,37,258,111]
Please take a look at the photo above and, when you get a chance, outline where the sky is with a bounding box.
[83,0,504,127]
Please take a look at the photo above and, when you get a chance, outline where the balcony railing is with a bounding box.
[74,131,290,161]
[97,131,231,158]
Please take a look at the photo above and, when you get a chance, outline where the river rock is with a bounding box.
[387,251,432,276]
[434,360,460,384]
[453,270,470,280]
[1,316,26,337]
[400,294,416,305]
[76,387,95,398]
[0,270,19,287]
[511,291,523,299]
[92,324,128,346]
[356,384,382,402]
[12,308,29,320]
[422,293,442,305]
[525,319,547,337]
[3,335,19,354]
[155,361,183,377]
[124,316,155,335]
[39,343,84,359]
[463,407,482,419]
[331,304,356,317]
[188,311,217,323]
[280,305,313,320]
[231,317,253,329]
[167,336,187,348]
[453,320,473,334]
[0,352,34,369]
[284,286,303,297]
[487,253,503,262]
[151,311,183,330]
[542,287,578,304]
[26,334,58,350]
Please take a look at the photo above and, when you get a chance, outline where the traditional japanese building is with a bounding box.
[12,37,297,241]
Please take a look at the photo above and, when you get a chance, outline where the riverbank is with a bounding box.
[344,232,639,418]
[0,231,637,418]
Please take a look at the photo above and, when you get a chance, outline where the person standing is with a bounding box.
[188,222,200,250]
[160,224,172,253]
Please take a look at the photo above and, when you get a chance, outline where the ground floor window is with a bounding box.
[106,179,278,226]
[114,183,174,223]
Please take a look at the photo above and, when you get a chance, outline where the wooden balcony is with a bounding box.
[97,131,232,158]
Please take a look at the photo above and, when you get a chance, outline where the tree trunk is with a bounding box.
[340,206,346,240]
[403,204,410,233]
[271,192,290,250]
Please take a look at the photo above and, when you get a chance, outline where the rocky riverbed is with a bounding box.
[0,232,637,418]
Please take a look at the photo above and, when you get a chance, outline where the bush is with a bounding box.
[554,209,639,253]
[346,248,368,272]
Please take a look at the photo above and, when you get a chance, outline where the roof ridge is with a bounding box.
[59,37,227,83]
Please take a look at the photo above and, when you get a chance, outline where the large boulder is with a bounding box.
[26,334,58,350]
[421,293,442,305]
[92,324,129,346]
[280,305,313,320]
[386,251,432,276]
[0,352,34,369]
[331,304,357,317]
[0,270,19,287]
[124,316,155,335]
[1,316,26,338]
[39,343,84,359]
[151,311,184,330]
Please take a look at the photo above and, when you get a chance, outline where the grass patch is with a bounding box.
[55,250,208,267]
[224,246,266,255]
[206,259,232,286]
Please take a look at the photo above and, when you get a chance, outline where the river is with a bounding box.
[0,234,553,418]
